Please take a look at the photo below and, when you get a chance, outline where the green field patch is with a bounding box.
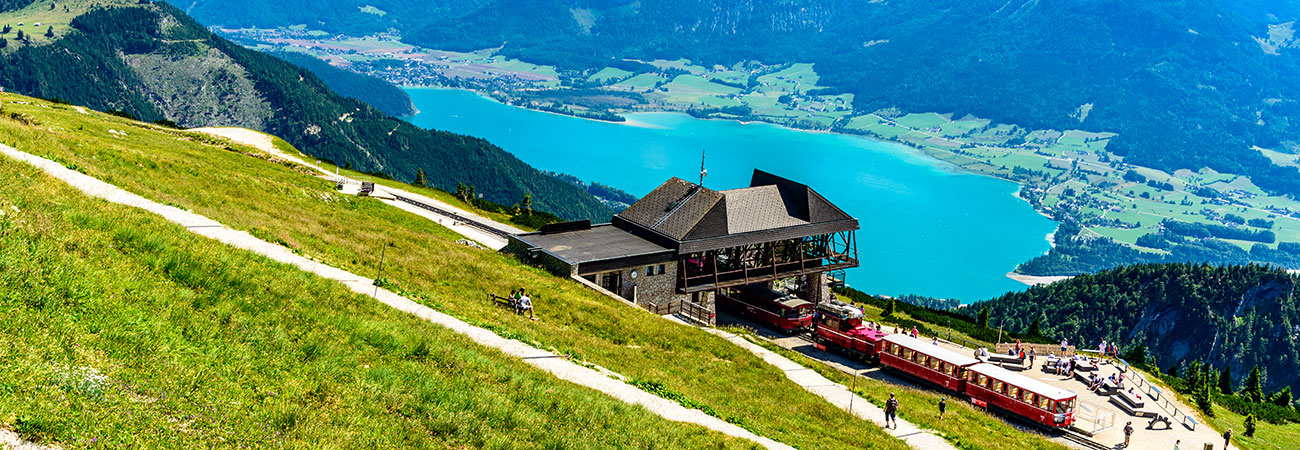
[938,118,990,137]
[358,5,386,16]
[709,70,750,85]
[663,74,742,96]
[894,112,950,130]
[645,58,708,74]
[1256,146,1300,169]
[0,0,101,47]
[756,63,819,93]
[699,96,742,107]
[612,73,665,90]
[588,67,633,82]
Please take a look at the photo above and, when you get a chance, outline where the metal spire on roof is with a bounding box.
[699,148,707,187]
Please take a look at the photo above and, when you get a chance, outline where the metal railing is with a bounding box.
[1105,359,1199,430]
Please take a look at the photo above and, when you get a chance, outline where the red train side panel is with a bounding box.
[876,334,979,393]
[965,363,1077,428]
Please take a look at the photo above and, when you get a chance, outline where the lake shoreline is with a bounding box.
[402,87,1059,300]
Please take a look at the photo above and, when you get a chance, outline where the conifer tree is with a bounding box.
[0,37,6,49]
[413,167,426,187]
[1244,413,1256,437]
[1027,317,1041,337]
[44,26,53,38]
[16,30,24,41]
[1219,366,1234,395]
[2,24,11,34]
[1242,366,1264,403]
[521,194,532,214]
[883,297,896,317]
[1268,386,1293,407]
[978,306,989,329]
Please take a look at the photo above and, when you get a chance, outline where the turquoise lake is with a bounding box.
[402,87,1057,302]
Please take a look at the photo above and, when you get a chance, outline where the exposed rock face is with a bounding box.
[124,48,272,129]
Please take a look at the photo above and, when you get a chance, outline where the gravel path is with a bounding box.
[0,144,793,450]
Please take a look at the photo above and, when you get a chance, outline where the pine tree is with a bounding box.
[883,297,897,317]
[1219,366,1234,396]
[1244,413,1256,437]
[521,194,532,214]
[44,26,53,38]
[0,37,6,49]
[1268,386,1293,407]
[978,306,989,329]
[455,182,468,203]
[413,167,426,187]
[1242,366,1264,403]
[1195,369,1216,416]
[1166,362,1179,379]
[1027,317,1041,337]
[16,30,24,41]
[2,24,11,34]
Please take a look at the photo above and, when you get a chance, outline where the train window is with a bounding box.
[992,380,1004,393]
[1037,395,1050,410]
[1008,386,1021,401]
[975,374,987,385]
[929,358,941,370]
[958,368,968,379]
[904,349,914,360]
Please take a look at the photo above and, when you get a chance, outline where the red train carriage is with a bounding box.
[716,285,814,332]
[965,363,1077,428]
[814,300,886,360]
[877,334,980,392]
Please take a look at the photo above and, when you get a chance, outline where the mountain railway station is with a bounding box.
[506,170,860,324]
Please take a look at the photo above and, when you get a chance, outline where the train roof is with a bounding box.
[882,334,980,367]
[778,297,812,309]
[968,363,1077,401]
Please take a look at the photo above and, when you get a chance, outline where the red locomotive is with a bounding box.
[716,285,814,333]
[813,300,887,361]
[810,302,1077,428]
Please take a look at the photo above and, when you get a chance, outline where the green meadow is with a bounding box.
[0,94,917,450]
[0,112,756,448]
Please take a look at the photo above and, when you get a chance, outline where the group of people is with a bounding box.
[506,288,535,319]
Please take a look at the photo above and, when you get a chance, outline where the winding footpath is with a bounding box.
[0,143,792,450]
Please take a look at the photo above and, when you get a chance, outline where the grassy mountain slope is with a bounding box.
[0,0,610,221]
[273,50,415,117]
[974,263,1300,394]
[0,118,748,447]
[0,93,930,450]
[406,0,1300,198]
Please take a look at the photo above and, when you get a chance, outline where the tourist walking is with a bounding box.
[1123,421,1133,448]
[1173,439,1180,450]
[885,393,900,429]
[1224,428,1233,449]
[1060,338,1069,353]
[938,396,947,419]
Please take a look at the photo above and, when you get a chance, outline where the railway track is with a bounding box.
[1057,429,1110,450]
[391,193,513,239]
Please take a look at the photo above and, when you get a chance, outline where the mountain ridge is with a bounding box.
[0,0,611,221]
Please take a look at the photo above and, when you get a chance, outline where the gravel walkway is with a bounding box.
[1,144,793,450]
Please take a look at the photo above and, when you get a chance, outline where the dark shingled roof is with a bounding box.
[614,169,857,252]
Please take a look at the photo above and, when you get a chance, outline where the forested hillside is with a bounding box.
[0,0,610,220]
[974,263,1300,393]
[274,51,415,116]
[401,0,1300,200]
[176,0,485,36]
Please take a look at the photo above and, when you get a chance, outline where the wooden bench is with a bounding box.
[1109,396,1155,418]
[488,293,518,313]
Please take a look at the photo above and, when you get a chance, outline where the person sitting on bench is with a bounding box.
[518,289,535,319]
